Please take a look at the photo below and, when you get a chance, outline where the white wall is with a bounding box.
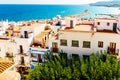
[94,19,117,30]
[65,17,76,28]
[21,24,46,37]
[14,54,30,66]
[14,37,33,54]
[0,20,9,28]
[52,25,61,33]
[0,41,17,58]
[49,31,120,58]
[58,31,93,56]
[118,16,120,27]
[93,32,120,57]
[20,27,33,38]
[33,24,45,36]
[78,19,94,24]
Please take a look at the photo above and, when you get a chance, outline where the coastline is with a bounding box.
[89,4,120,7]
[0,4,120,22]
[89,1,120,7]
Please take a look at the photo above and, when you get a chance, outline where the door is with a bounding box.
[52,42,58,52]
[38,54,42,62]
[24,31,28,38]
[21,56,25,65]
[20,45,23,54]
[110,42,116,53]
[113,23,117,32]
[70,20,73,28]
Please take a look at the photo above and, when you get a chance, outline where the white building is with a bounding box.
[94,18,118,31]
[14,23,49,54]
[0,38,18,62]
[48,15,120,58]
[0,20,9,36]
[13,22,52,66]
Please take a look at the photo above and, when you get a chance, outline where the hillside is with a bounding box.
[90,0,120,7]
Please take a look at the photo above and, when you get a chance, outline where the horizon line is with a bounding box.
[0,3,90,5]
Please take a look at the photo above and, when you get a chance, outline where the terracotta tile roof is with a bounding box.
[97,29,117,33]
[0,62,14,73]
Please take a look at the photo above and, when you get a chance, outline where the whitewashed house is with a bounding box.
[48,15,120,58]
[0,20,9,36]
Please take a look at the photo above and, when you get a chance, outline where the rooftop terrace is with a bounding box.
[60,24,94,32]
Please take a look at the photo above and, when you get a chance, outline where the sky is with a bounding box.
[0,0,111,4]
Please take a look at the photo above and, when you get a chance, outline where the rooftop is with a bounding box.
[0,38,10,42]
[24,23,41,28]
[95,18,117,21]
[97,29,117,34]
[13,26,21,32]
[35,30,51,38]
[60,24,94,32]
[0,62,14,73]
[0,58,19,80]
[0,58,15,74]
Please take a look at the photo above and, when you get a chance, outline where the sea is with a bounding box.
[0,4,120,22]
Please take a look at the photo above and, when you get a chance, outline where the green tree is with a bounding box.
[27,52,120,80]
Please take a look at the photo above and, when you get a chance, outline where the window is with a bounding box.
[109,42,116,53]
[98,41,103,48]
[107,22,110,26]
[60,39,67,46]
[72,40,79,47]
[110,42,116,48]
[31,53,37,58]
[97,22,100,25]
[83,41,90,48]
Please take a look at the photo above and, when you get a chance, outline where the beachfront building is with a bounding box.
[48,15,120,58]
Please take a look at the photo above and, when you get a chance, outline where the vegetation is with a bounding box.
[27,51,120,80]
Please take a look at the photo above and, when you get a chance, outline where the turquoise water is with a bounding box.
[0,4,120,22]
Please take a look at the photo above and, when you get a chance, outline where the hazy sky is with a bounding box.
[0,0,111,4]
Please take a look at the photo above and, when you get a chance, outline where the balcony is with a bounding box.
[51,48,58,53]
[107,47,118,56]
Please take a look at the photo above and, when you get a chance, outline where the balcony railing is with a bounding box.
[107,47,118,56]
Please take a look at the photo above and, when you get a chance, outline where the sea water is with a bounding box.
[0,4,120,22]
